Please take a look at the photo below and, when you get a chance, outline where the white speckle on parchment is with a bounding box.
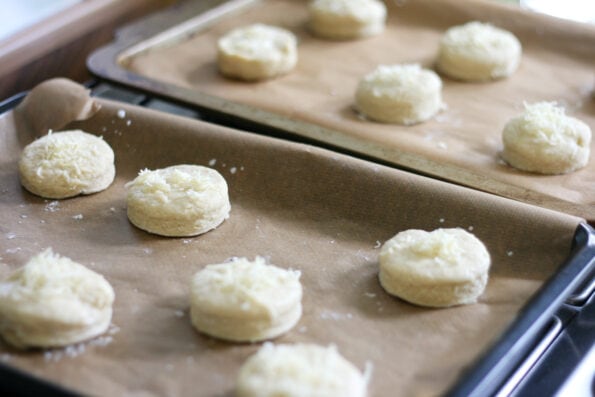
[89,335,113,347]
[44,201,60,212]
[108,324,120,335]
[320,310,353,321]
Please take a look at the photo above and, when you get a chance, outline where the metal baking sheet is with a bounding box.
[0,79,591,396]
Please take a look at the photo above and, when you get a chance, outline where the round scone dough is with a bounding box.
[18,129,115,199]
[437,21,522,82]
[236,343,368,397]
[0,248,115,349]
[126,164,231,237]
[190,256,302,342]
[501,102,591,174]
[308,0,387,40]
[355,64,443,125]
[379,228,491,308]
[217,23,297,81]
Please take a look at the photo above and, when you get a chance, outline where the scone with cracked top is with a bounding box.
[379,228,491,308]
[190,256,302,342]
[0,248,115,349]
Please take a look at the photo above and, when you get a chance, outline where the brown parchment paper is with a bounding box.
[119,0,595,219]
[0,79,585,397]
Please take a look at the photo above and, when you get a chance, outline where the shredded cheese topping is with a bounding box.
[237,343,368,397]
[192,257,301,318]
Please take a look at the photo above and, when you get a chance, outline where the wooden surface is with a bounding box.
[0,0,178,101]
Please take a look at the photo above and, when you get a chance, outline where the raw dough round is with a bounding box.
[236,343,368,397]
[355,64,443,125]
[308,0,387,40]
[217,24,297,81]
[437,21,522,82]
[0,248,115,349]
[126,164,231,237]
[379,228,491,308]
[190,257,302,342]
[18,129,115,199]
[501,102,591,174]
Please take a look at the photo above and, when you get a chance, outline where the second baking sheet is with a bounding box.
[92,0,595,219]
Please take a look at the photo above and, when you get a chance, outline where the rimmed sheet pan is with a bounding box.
[0,79,591,396]
[88,0,595,221]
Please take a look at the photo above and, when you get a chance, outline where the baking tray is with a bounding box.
[0,78,593,397]
[87,0,595,221]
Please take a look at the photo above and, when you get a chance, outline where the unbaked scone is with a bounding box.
[217,24,297,81]
[501,102,591,174]
[126,164,231,237]
[0,248,115,349]
[379,228,491,308]
[355,64,443,125]
[19,129,115,199]
[190,257,302,342]
[236,343,368,397]
[437,21,522,82]
[308,0,387,40]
